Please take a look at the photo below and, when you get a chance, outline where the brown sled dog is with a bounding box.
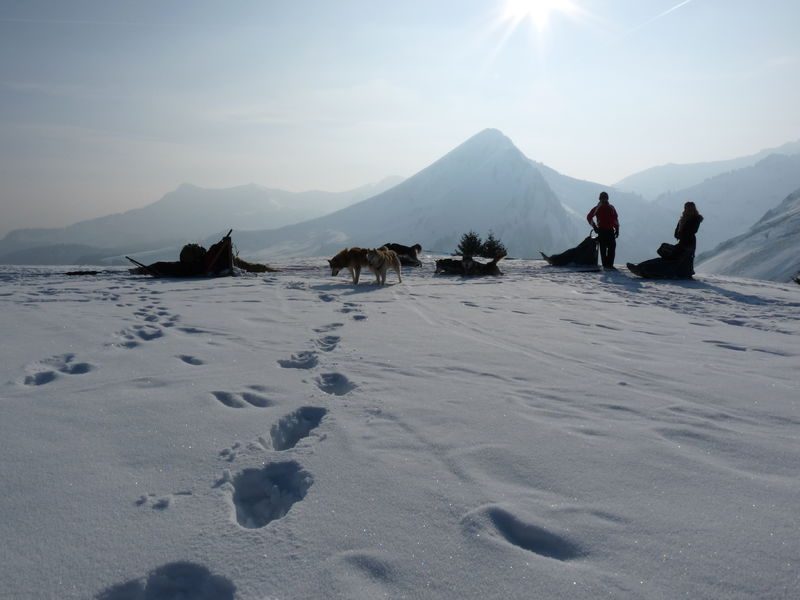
[366,247,403,285]
[328,247,371,284]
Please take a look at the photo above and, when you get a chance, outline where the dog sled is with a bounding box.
[627,241,696,279]
[127,229,272,278]
[540,234,598,268]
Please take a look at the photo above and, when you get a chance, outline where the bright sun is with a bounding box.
[502,0,581,32]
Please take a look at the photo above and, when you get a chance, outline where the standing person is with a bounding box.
[587,191,619,270]
[626,201,704,279]
[671,201,703,260]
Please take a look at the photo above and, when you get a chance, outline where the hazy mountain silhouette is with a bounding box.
[651,153,800,255]
[0,178,401,264]
[697,187,800,282]
[614,140,800,200]
[5,129,799,270]
[232,129,581,260]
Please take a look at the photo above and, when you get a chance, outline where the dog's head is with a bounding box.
[411,244,422,254]
[328,248,350,276]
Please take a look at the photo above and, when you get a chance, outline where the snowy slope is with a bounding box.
[652,153,800,255]
[614,140,800,200]
[0,178,402,264]
[1,262,798,599]
[234,130,581,260]
[697,187,800,282]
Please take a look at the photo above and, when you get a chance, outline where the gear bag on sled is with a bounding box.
[628,241,697,279]
[541,233,599,267]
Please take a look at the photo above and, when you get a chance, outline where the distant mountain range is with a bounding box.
[2,130,799,280]
[0,178,401,265]
[652,153,800,255]
[614,140,800,200]
[229,131,800,266]
[697,187,800,283]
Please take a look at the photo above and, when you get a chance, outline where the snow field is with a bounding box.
[0,260,798,599]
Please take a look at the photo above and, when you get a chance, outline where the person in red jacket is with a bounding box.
[586,191,619,269]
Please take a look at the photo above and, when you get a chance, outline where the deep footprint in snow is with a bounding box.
[313,322,343,333]
[211,390,274,409]
[177,354,204,366]
[229,461,313,528]
[461,505,585,561]
[23,371,57,386]
[316,335,341,352]
[338,302,367,320]
[111,330,140,349]
[315,372,356,396]
[96,561,235,600]
[270,406,328,450]
[24,353,93,385]
[278,351,319,369]
[132,324,164,341]
[113,324,163,347]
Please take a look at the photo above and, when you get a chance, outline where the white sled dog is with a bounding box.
[366,247,402,285]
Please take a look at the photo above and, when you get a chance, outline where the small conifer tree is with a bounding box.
[480,231,507,258]
[455,231,483,257]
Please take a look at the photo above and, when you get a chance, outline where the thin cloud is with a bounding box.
[627,0,696,34]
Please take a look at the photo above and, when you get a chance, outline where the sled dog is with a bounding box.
[434,257,466,275]
[382,242,422,266]
[328,247,371,284]
[366,247,403,285]
[435,252,506,277]
[464,252,506,276]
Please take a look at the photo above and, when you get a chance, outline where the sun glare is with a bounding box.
[502,0,581,32]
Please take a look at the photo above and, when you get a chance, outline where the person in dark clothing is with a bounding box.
[586,191,619,269]
[627,202,704,279]
[671,201,704,259]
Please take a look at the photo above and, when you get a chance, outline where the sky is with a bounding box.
[1,0,799,236]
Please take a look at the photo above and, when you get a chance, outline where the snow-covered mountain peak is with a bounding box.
[235,129,580,258]
[435,128,522,164]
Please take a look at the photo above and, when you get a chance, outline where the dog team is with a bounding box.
[327,242,509,285]
[327,244,408,286]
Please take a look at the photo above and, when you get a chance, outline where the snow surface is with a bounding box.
[1,260,798,599]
